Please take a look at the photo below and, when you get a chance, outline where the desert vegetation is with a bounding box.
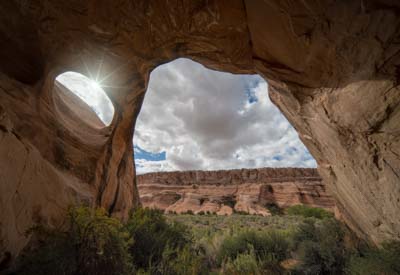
[12,206,400,275]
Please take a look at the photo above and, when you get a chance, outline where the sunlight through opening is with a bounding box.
[55,71,115,126]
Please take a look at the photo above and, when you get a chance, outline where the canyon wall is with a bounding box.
[138,168,335,216]
[1,0,400,265]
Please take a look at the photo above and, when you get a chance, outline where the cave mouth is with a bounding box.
[55,71,115,127]
[133,58,316,174]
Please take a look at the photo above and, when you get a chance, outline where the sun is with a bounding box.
[55,71,115,126]
[90,79,102,90]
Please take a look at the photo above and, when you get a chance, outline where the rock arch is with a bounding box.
[0,0,399,259]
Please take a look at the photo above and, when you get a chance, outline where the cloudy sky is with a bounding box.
[57,58,316,174]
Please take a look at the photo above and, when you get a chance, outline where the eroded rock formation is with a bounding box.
[1,0,400,263]
[138,168,335,216]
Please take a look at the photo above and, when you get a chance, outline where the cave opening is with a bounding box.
[133,58,333,219]
[133,58,316,175]
[1,2,400,273]
[55,71,115,127]
[131,54,339,270]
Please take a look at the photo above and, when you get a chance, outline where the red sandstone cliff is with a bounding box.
[137,168,335,216]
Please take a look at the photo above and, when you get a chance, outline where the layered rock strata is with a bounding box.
[0,0,400,262]
[138,168,335,216]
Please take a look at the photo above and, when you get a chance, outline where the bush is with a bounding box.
[16,207,132,275]
[15,205,374,275]
[125,208,192,271]
[286,205,333,219]
[347,241,400,275]
[158,244,208,275]
[223,249,261,275]
[292,218,346,274]
[217,229,289,268]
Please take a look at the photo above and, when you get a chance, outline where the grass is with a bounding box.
[286,204,334,219]
[166,213,304,242]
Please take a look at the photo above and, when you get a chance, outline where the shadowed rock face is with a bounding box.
[137,168,335,216]
[0,0,400,261]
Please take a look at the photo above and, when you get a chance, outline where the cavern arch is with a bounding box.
[0,0,399,260]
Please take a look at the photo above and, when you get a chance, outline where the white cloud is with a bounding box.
[134,58,316,174]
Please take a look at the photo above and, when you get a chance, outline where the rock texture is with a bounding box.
[0,0,400,263]
[138,168,335,216]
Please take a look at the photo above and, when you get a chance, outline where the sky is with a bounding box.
[56,58,317,174]
[56,72,115,126]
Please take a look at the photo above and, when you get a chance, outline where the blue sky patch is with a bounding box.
[244,76,261,104]
[285,147,298,155]
[273,155,283,161]
[134,146,166,161]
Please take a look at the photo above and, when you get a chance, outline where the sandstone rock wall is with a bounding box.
[138,168,335,216]
[1,0,400,263]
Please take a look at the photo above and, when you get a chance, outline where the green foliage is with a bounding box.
[292,218,347,274]
[16,205,386,275]
[223,249,261,275]
[16,207,132,275]
[287,205,333,219]
[217,229,289,269]
[166,213,303,242]
[158,244,208,275]
[125,207,192,271]
[347,241,400,275]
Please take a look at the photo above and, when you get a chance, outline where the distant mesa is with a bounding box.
[137,167,336,216]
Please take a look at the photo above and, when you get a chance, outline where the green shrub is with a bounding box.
[223,249,261,275]
[287,205,333,219]
[158,244,208,275]
[16,207,132,275]
[347,241,400,275]
[217,229,289,267]
[125,207,192,271]
[292,218,346,274]
[15,205,373,275]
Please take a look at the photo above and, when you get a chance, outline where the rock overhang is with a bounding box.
[0,1,399,264]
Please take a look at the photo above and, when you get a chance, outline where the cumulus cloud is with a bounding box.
[134,58,316,174]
